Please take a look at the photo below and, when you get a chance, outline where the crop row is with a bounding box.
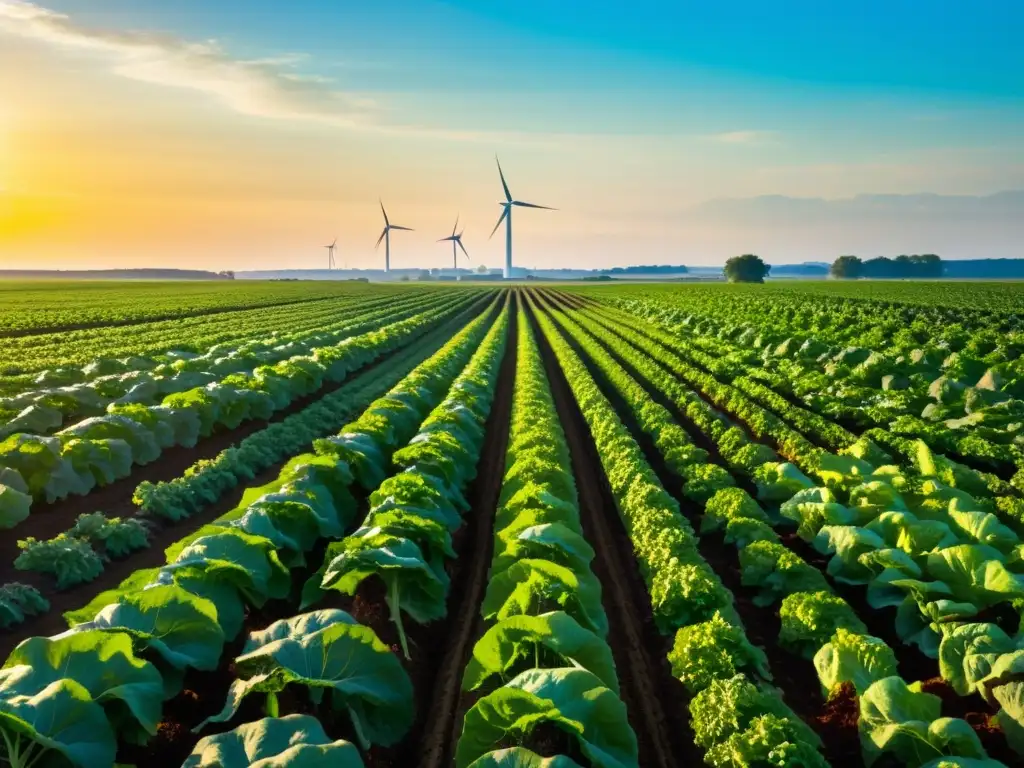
[540,289,1022,765]
[0,285,455,380]
[0,289,453,435]
[0,291,479,530]
[0,280,408,336]
[594,289,1024,490]
[0,297,504,767]
[534,291,1014,767]
[451,305,637,767]
[0,296,493,616]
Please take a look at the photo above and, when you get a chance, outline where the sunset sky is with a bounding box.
[1,0,1022,271]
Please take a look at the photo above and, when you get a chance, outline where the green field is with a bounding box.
[0,280,1021,768]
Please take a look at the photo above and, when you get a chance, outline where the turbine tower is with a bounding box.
[489,157,554,279]
[438,215,470,271]
[324,237,337,270]
[375,201,413,274]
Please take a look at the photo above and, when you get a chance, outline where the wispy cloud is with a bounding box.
[0,0,380,127]
[707,130,777,145]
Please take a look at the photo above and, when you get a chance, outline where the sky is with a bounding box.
[0,0,1022,271]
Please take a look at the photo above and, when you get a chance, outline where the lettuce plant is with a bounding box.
[15,534,104,589]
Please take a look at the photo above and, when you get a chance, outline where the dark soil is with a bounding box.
[813,682,859,756]
[527,292,701,768]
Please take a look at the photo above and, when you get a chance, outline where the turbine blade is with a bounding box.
[390,225,414,231]
[379,199,389,226]
[452,214,459,237]
[496,156,512,202]
[489,207,509,239]
[438,236,455,242]
[457,239,470,259]
[375,228,387,249]
[512,201,555,210]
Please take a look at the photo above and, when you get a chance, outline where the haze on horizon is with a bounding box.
[1,0,1022,272]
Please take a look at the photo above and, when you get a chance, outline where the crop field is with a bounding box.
[1,279,1023,768]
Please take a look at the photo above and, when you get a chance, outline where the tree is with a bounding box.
[724,254,770,283]
[475,264,489,274]
[830,255,863,279]
[217,270,236,280]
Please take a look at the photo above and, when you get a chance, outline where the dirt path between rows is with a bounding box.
[0,302,488,657]
[527,294,700,768]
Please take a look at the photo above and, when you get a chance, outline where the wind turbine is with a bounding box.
[438,215,469,271]
[324,237,337,270]
[489,157,554,279]
[375,200,413,273]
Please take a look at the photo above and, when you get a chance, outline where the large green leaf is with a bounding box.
[859,677,986,766]
[241,609,357,653]
[463,612,618,694]
[2,630,162,740]
[466,748,583,767]
[480,559,607,638]
[938,623,1017,696]
[229,501,323,566]
[0,679,115,768]
[183,714,364,768]
[354,509,457,565]
[320,534,449,624]
[163,530,291,606]
[65,585,225,673]
[198,618,413,748]
[0,484,31,530]
[813,628,899,695]
[991,679,1024,756]
[490,524,595,577]
[456,668,638,768]
[149,569,247,641]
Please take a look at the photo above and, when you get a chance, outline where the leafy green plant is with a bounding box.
[68,512,149,557]
[463,611,619,694]
[859,677,988,766]
[15,534,104,589]
[0,582,49,628]
[778,591,867,659]
[184,714,363,768]
[814,628,899,696]
[456,668,638,768]
[668,611,771,694]
[198,610,413,751]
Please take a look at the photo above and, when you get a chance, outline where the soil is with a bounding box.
[527,293,702,768]
[0,298,489,658]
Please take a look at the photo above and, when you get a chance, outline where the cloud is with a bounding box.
[0,0,383,128]
[706,130,776,145]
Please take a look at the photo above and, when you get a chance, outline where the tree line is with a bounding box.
[721,253,946,282]
[830,254,943,279]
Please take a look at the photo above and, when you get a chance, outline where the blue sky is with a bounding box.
[1,0,1022,269]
